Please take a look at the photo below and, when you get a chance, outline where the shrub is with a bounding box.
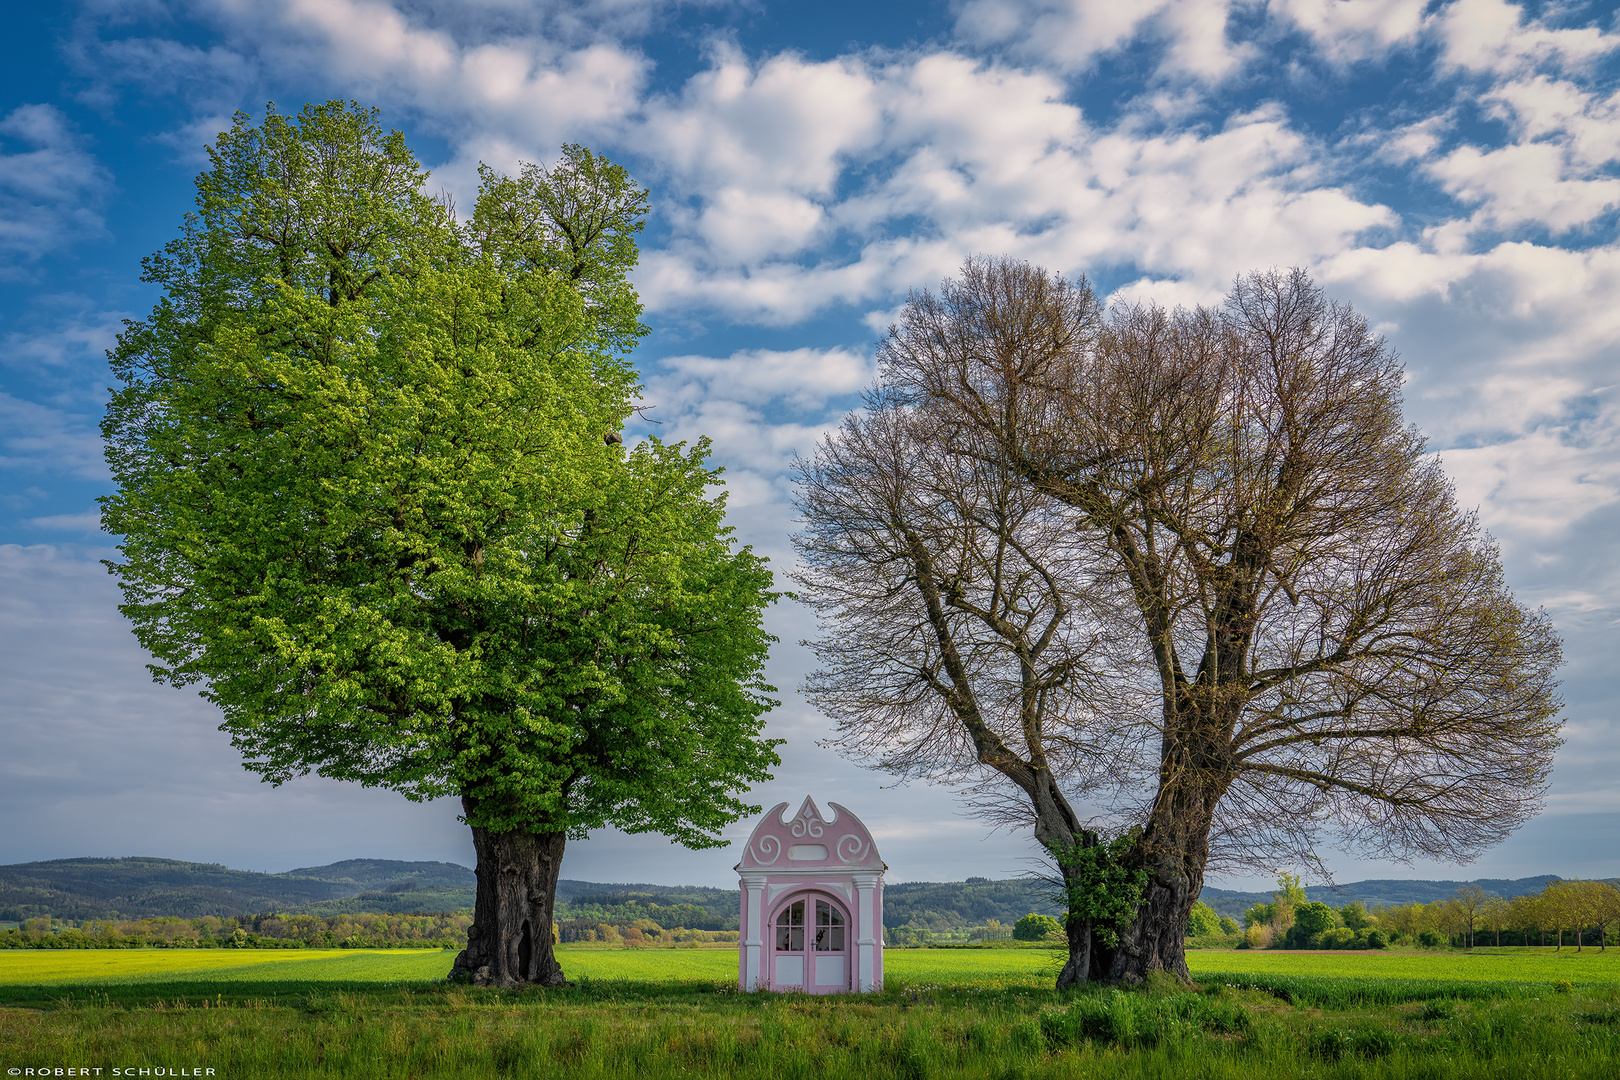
[1013,913,1062,941]
[1365,929,1388,949]
[1293,902,1337,940]
[1418,930,1444,948]
[1320,927,1360,950]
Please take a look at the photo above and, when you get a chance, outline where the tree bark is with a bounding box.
[1106,721,1226,985]
[450,796,567,988]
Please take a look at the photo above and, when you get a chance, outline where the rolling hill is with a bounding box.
[0,857,1571,928]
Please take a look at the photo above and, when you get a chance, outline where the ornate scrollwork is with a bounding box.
[790,810,824,838]
[754,834,782,865]
[836,833,869,863]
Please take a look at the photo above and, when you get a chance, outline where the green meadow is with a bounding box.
[3,946,1619,1078]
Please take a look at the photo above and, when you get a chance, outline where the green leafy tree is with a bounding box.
[1187,902,1224,938]
[1242,901,1277,930]
[1273,874,1307,910]
[100,101,780,988]
[1339,900,1372,932]
[1453,884,1488,948]
[1014,913,1063,941]
[1288,901,1336,947]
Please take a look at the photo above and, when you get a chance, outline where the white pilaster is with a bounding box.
[852,871,882,992]
[739,870,768,989]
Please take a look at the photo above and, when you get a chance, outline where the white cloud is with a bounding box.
[1,307,127,370]
[1434,0,1619,78]
[952,0,1254,82]
[24,510,104,533]
[1440,425,1620,539]
[639,346,870,491]
[658,347,874,410]
[0,393,106,480]
[0,105,112,271]
[1269,0,1429,64]
[639,57,1396,323]
[1429,142,1620,232]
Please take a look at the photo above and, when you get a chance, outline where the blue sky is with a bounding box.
[1,0,1618,890]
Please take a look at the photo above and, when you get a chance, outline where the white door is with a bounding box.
[771,895,849,994]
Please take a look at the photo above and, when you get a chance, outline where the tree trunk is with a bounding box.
[1107,843,1200,984]
[1106,725,1225,985]
[450,796,567,988]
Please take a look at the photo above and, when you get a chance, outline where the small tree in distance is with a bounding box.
[793,258,1564,985]
[1014,913,1063,941]
[1454,884,1488,948]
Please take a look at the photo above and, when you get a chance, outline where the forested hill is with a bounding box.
[1197,876,1561,919]
[0,857,475,921]
[0,858,1565,927]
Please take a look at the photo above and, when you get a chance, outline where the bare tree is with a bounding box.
[793,387,1141,983]
[794,257,1564,985]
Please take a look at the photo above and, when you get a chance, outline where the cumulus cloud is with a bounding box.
[1269,0,1429,64]
[35,0,1620,880]
[952,0,1255,82]
[657,347,874,410]
[641,57,1397,324]
[1434,0,1619,78]
[638,346,871,503]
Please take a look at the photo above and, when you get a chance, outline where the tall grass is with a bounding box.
[4,976,1620,1079]
[5,947,1620,1078]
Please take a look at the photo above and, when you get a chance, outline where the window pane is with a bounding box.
[776,900,805,951]
[813,900,846,951]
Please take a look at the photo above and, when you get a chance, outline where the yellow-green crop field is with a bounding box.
[3,947,1619,1079]
[0,946,1072,990]
[1190,946,1620,985]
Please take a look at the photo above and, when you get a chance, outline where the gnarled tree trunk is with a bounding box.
[1107,718,1228,984]
[450,796,567,988]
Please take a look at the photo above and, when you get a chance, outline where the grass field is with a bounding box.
[4,944,1616,992]
[2,946,1618,1078]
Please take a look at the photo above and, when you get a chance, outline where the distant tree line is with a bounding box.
[553,900,735,933]
[0,912,471,950]
[554,919,738,945]
[1232,876,1620,951]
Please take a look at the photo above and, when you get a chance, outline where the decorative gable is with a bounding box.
[735,796,884,871]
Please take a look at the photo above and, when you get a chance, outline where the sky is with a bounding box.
[1,0,1618,892]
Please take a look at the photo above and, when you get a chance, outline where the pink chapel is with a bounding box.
[735,797,886,993]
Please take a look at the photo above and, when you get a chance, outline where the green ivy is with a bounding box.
[1051,834,1148,949]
